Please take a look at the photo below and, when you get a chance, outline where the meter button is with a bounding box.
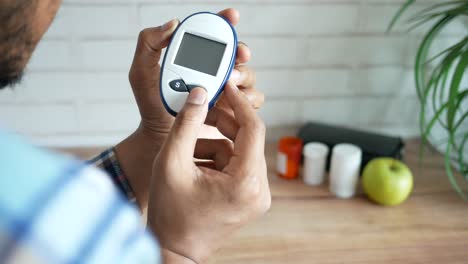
[186,84,202,92]
[169,79,188,92]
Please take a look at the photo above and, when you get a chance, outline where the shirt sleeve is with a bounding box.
[0,130,160,264]
[88,148,136,203]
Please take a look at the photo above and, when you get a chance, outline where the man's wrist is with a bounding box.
[114,123,166,211]
[136,121,170,144]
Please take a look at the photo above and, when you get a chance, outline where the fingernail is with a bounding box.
[187,88,207,105]
[162,19,176,31]
[230,69,241,82]
[238,41,249,48]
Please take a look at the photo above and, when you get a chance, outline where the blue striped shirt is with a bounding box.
[0,129,160,264]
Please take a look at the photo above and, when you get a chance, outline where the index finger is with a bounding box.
[222,81,266,178]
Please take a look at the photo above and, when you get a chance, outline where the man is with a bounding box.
[0,1,271,263]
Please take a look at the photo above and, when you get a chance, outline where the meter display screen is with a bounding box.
[174,32,227,76]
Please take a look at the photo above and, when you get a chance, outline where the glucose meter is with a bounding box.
[160,12,238,115]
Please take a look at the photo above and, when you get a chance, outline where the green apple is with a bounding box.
[362,158,413,206]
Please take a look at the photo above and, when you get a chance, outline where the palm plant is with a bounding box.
[388,0,468,199]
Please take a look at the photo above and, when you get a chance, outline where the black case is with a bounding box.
[297,122,405,171]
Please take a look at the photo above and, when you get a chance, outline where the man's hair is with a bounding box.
[0,0,36,89]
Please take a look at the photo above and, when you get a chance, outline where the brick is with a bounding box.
[76,72,134,101]
[139,4,222,28]
[349,66,416,96]
[361,4,467,35]
[256,69,350,97]
[68,0,348,3]
[14,73,78,102]
[0,88,16,102]
[63,0,139,3]
[245,37,308,67]
[77,102,139,132]
[298,122,420,139]
[28,41,72,70]
[0,105,77,134]
[32,133,129,148]
[307,36,421,66]
[13,72,134,102]
[45,5,138,38]
[81,41,136,70]
[140,4,358,35]
[238,4,358,35]
[258,100,301,126]
[360,0,438,2]
[301,97,420,126]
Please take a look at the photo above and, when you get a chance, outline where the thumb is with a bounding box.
[129,19,179,122]
[163,88,209,161]
[131,19,179,69]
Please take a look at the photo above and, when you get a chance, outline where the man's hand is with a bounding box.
[128,9,262,139]
[148,82,271,263]
[114,8,263,212]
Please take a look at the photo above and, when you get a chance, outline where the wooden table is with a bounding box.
[62,140,468,263]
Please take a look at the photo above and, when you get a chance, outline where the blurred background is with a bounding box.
[0,0,465,147]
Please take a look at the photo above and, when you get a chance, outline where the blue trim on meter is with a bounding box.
[159,12,238,117]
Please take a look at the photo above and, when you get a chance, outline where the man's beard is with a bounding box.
[0,55,25,89]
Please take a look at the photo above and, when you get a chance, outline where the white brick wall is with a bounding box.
[0,0,466,146]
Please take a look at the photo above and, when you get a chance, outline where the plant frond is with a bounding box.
[458,134,468,179]
[389,1,468,198]
[425,36,468,65]
[446,49,468,129]
[445,137,467,200]
[387,0,416,32]
[409,4,468,24]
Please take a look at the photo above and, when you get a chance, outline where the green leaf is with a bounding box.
[430,132,468,150]
[425,36,468,65]
[459,134,468,179]
[435,46,467,129]
[415,16,455,101]
[415,15,456,156]
[424,101,449,139]
[409,3,468,24]
[445,137,467,200]
[387,0,416,32]
[435,66,451,127]
[414,0,468,17]
[389,0,468,199]
[446,50,468,129]
[428,40,466,130]
[406,3,468,31]
[454,111,468,131]
[425,90,468,138]
[453,88,468,131]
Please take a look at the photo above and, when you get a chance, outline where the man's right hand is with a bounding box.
[148,81,271,263]
[115,8,263,212]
